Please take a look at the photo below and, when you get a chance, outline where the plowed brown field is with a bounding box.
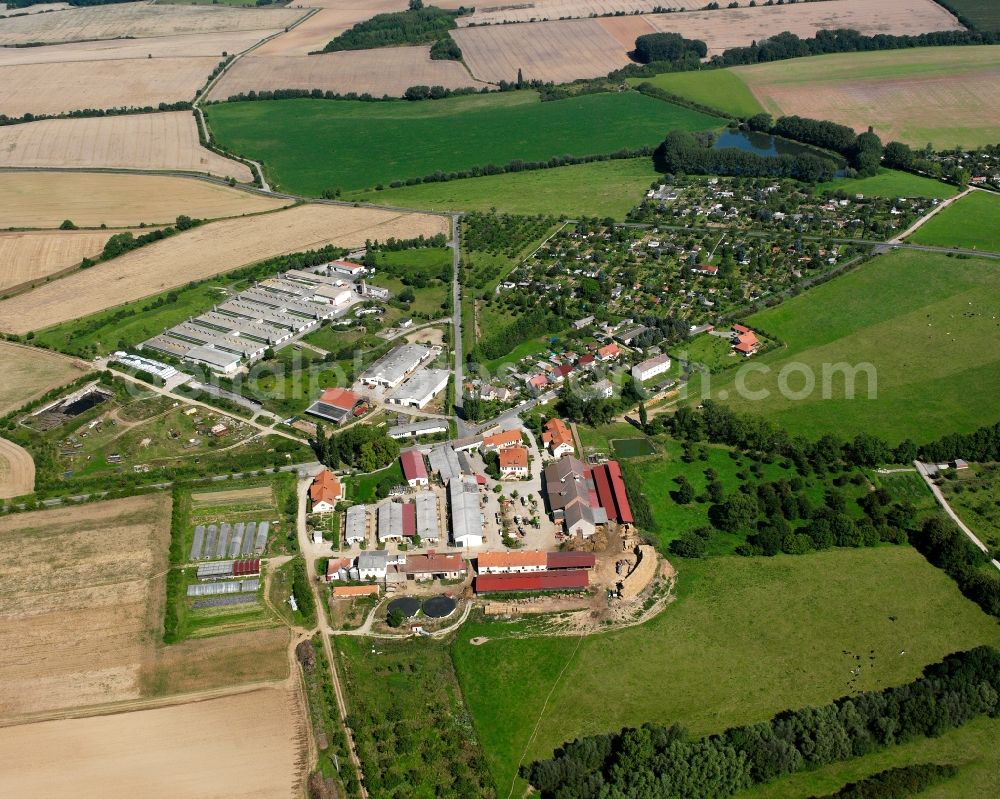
[0,172,290,230]
[0,203,450,334]
[0,230,118,293]
[0,112,253,181]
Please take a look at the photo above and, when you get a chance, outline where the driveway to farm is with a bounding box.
[915,461,1000,572]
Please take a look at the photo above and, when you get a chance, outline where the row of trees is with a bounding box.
[89,215,202,265]
[320,4,464,52]
[633,32,708,65]
[0,100,191,129]
[526,646,1000,798]
[809,763,958,799]
[769,115,883,176]
[653,129,840,182]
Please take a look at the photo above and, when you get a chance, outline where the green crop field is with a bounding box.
[205,91,724,195]
[627,70,763,118]
[735,716,1000,799]
[943,0,1000,32]
[700,250,1000,443]
[909,190,1000,251]
[452,547,1000,796]
[819,168,960,200]
[347,158,660,219]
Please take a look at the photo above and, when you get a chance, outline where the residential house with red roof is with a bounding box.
[542,418,575,458]
[499,446,530,479]
[309,469,343,514]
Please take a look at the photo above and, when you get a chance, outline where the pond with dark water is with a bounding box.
[713,129,844,166]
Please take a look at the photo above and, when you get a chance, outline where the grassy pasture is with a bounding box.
[452,548,1000,797]
[627,69,763,117]
[940,462,1000,551]
[205,91,724,195]
[347,158,660,219]
[819,168,960,200]
[703,250,1000,443]
[941,0,1000,32]
[909,189,1000,251]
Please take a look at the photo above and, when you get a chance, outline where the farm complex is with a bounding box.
[2,0,1000,796]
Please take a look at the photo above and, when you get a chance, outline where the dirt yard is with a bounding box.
[0,230,117,293]
[0,203,450,334]
[736,46,1000,147]
[0,495,172,719]
[0,172,289,230]
[0,340,89,415]
[0,2,305,46]
[0,112,253,181]
[0,687,307,799]
[0,437,34,499]
[209,46,483,100]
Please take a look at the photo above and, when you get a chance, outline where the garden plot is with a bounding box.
[0,112,253,181]
[0,203,450,334]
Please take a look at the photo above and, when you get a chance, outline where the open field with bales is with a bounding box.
[0,495,172,719]
[348,157,659,217]
[0,172,289,230]
[0,340,89,415]
[909,189,1000,251]
[206,91,723,194]
[208,46,482,101]
[0,687,306,799]
[0,112,253,181]
[0,203,449,334]
[1,57,221,117]
[704,249,1000,443]
[0,2,304,46]
[0,437,34,499]
[453,547,1000,796]
[735,46,1000,148]
[0,230,119,294]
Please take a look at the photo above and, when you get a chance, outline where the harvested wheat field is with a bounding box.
[0,437,34,499]
[209,46,482,100]
[0,2,305,46]
[0,30,275,66]
[737,46,1000,147]
[0,495,171,719]
[0,2,69,16]
[0,687,306,799]
[0,56,222,117]
[0,112,252,181]
[256,2,408,55]
[453,18,633,84]
[0,340,89,415]
[0,230,118,293]
[456,0,696,26]
[0,172,289,230]
[0,204,450,334]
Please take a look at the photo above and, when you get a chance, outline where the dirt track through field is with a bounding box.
[0,112,253,181]
[0,203,450,334]
[0,172,290,229]
[0,339,89,415]
[0,2,304,46]
[0,687,306,799]
[0,437,34,499]
[0,230,117,293]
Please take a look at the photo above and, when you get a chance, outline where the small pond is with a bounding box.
[713,129,844,166]
[387,596,421,617]
[611,438,656,459]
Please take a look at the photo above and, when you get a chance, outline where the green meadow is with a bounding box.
[452,548,1000,797]
[628,69,763,118]
[205,91,724,195]
[909,189,1000,251]
[703,249,1000,443]
[819,168,960,200]
[347,158,660,219]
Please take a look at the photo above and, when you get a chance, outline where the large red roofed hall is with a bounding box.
[475,570,589,594]
[589,460,634,525]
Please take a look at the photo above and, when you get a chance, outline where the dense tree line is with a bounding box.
[912,516,1000,617]
[0,101,192,128]
[654,129,839,182]
[633,32,707,65]
[429,35,462,61]
[320,5,466,52]
[315,422,400,473]
[526,646,1000,798]
[6,0,132,7]
[808,763,958,799]
[87,215,202,266]
[769,116,883,176]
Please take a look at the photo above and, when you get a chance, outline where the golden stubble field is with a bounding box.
[0,172,290,229]
[0,437,34,499]
[0,686,307,799]
[0,2,305,46]
[0,203,451,334]
[0,230,119,293]
[453,0,963,82]
[0,339,89,415]
[0,112,253,181]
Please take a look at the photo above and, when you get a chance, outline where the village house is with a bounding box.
[309,469,343,513]
[631,353,672,383]
[477,550,547,574]
[482,428,523,452]
[499,446,530,479]
[597,343,621,361]
[541,418,575,458]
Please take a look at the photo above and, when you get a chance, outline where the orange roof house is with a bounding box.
[499,446,529,477]
[478,549,547,574]
[310,469,343,512]
[597,343,620,361]
[542,418,575,457]
[483,428,523,451]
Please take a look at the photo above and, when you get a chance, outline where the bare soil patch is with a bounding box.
[0,437,34,499]
[0,230,117,293]
[0,203,450,334]
[0,172,290,230]
[0,339,89,415]
[209,46,482,100]
[0,112,253,181]
[0,687,307,799]
[0,495,172,719]
[0,2,305,46]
